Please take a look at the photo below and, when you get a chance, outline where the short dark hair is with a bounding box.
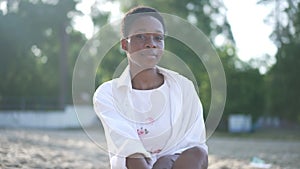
[121,6,166,38]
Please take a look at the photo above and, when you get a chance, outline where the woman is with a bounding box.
[93,6,208,169]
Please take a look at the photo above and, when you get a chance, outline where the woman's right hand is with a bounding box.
[126,153,152,169]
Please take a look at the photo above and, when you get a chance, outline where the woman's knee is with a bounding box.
[172,147,208,169]
[152,154,179,169]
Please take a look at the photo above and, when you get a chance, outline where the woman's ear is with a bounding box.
[121,39,128,51]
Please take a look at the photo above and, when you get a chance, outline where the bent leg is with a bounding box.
[152,154,179,169]
[172,146,208,169]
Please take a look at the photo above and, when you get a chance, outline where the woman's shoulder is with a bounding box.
[159,67,189,82]
[162,69,193,87]
[94,80,114,98]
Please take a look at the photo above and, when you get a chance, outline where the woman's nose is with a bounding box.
[145,37,156,48]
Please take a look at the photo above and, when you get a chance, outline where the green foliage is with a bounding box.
[96,42,125,84]
[0,0,86,109]
[263,1,300,124]
[217,45,266,125]
[267,42,300,123]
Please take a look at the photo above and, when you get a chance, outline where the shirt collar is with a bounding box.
[115,66,132,90]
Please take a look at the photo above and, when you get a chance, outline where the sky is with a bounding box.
[74,0,278,65]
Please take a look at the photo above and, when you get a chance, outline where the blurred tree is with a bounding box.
[88,0,116,85]
[215,44,266,129]
[0,0,87,109]
[260,0,300,124]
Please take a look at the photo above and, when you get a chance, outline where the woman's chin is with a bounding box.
[130,61,158,70]
[130,56,161,67]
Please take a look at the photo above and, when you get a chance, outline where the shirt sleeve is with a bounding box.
[162,75,208,155]
[93,82,152,165]
[181,77,208,153]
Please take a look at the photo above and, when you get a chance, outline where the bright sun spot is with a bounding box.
[73,0,121,39]
[223,0,277,62]
[0,1,8,15]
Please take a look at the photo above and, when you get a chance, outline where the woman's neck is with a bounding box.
[130,66,164,90]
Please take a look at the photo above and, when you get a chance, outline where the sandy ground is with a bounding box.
[0,128,299,169]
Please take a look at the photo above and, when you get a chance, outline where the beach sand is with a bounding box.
[1,128,299,169]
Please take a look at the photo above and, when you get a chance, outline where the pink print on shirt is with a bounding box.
[145,117,155,124]
[137,127,149,136]
[149,149,162,154]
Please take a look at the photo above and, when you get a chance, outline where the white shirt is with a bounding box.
[93,66,207,169]
[131,82,172,154]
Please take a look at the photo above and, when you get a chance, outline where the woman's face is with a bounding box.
[122,15,165,68]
